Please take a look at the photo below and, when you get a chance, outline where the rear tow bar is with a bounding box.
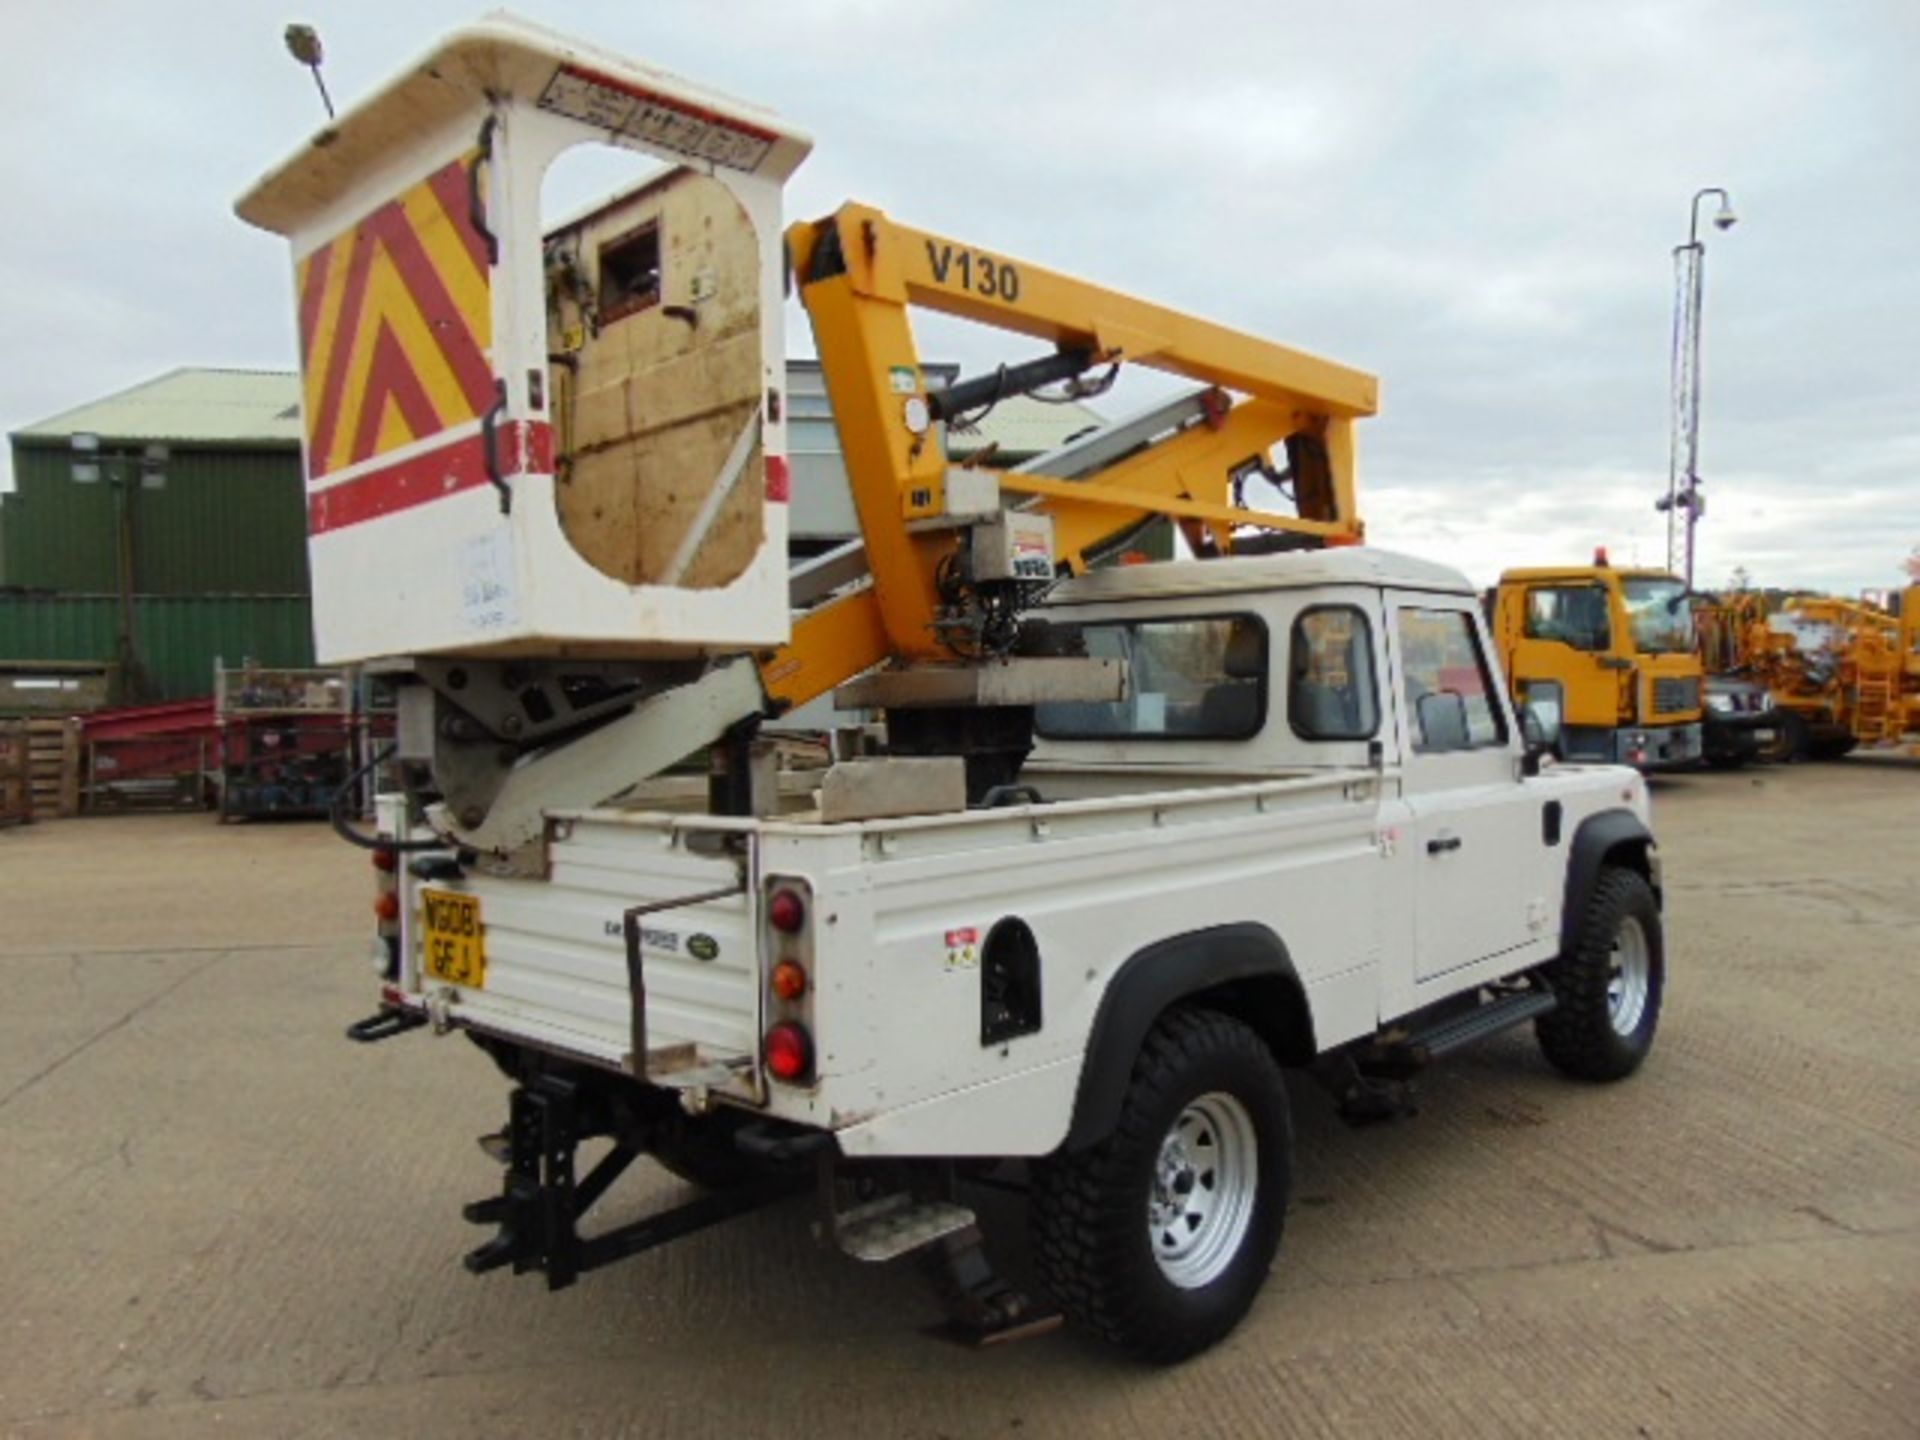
[460,1075,1060,1345]
[461,1073,803,1290]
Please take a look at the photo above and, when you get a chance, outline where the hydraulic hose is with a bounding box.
[329,743,448,853]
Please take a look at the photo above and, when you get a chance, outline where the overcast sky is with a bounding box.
[2,0,1914,593]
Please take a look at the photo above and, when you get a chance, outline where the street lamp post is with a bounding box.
[69,434,167,703]
[1659,186,1737,588]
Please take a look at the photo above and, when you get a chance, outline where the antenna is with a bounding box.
[284,23,335,120]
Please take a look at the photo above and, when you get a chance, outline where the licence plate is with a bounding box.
[421,889,485,988]
[1755,729,1775,744]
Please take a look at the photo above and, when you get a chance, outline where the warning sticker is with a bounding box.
[944,927,980,971]
[538,65,777,173]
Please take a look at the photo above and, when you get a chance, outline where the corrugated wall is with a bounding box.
[0,442,308,594]
[0,595,314,701]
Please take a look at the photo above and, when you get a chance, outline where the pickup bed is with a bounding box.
[365,547,1665,1360]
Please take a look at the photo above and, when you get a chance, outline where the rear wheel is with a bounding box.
[1536,867,1664,1081]
[1031,1008,1292,1362]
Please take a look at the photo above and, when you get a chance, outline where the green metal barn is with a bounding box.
[1,369,314,702]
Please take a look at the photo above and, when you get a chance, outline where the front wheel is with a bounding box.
[1535,866,1664,1081]
[1766,711,1810,763]
[1030,1008,1292,1362]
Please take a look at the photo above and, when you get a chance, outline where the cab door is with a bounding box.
[1506,581,1620,737]
[1386,594,1553,983]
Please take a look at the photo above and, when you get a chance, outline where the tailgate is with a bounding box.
[406,815,761,1089]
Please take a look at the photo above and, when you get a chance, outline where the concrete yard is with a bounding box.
[1,759,1915,1439]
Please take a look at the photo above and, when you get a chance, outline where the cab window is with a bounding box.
[1397,608,1507,752]
[1288,605,1379,740]
[1035,614,1266,740]
[1525,584,1611,651]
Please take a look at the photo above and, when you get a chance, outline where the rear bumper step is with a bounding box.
[834,1194,975,1263]
[345,1006,427,1043]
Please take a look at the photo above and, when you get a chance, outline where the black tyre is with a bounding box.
[1030,1007,1292,1362]
[650,1109,760,1190]
[1808,734,1857,761]
[1535,867,1664,1081]
[1766,711,1810,763]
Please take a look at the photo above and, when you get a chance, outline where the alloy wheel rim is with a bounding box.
[1607,914,1652,1036]
[1147,1091,1258,1289]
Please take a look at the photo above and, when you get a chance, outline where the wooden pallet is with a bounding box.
[0,721,30,826]
[25,718,81,819]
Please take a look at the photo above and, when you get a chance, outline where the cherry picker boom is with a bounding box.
[237,16,1376,855]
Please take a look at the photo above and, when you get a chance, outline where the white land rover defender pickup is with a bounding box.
[360,546,1664,1361]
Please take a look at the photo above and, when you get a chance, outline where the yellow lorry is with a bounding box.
[1489,556,1704,769]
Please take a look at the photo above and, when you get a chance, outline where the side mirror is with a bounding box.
[1415,690,1471,752]
[1520,705,1552,777]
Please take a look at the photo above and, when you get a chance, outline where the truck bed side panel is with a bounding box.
[776,774,1390,1155]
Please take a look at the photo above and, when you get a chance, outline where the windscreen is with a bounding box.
[1622,578,1694,653]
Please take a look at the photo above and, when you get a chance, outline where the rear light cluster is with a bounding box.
[370,845,401,981]
[762,878,815,1084]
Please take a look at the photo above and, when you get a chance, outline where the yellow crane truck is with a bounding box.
[1699,589,1920,759]
[1489,555,1704,770]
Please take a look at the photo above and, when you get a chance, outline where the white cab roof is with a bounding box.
[1045,547,1472,606]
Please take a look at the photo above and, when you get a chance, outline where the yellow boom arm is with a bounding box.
[761,201,1379,712]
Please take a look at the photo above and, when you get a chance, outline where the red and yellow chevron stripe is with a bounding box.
[296,153,494,480]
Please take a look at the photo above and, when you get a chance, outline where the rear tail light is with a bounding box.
[763,1022,813,1082]
[763,878,814,1083]
[371,847,398,873]
[767,887,806,934]
[373,891,400,923]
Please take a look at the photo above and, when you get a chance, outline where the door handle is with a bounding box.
[1426,836,1463,855]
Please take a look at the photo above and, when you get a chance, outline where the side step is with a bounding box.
[1321,987,1559,1124]
[1350,986,1559,1082]
[1410,988,1557,1060]
[1362,987,1558,1078]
